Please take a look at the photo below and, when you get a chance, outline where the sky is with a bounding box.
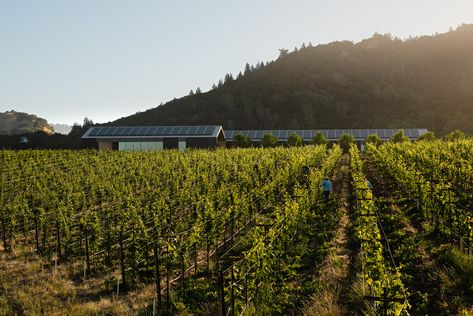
[1,1,473,125]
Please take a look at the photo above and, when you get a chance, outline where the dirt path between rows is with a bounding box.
[303,153,354,315]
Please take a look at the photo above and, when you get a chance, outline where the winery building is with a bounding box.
[82,126,225,151]
[82,126,428,151]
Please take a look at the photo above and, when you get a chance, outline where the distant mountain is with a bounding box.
[113,24,473,135]
[51,123,72,135]
[0,110,54,135]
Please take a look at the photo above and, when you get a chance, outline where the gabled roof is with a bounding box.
[82,126,224,139]
[226,129,428,141]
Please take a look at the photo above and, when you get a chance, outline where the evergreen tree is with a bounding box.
[189,90,194,96]
[244,63,252,75]
[417,131,436,141]
[278,48,289,58]
[312,132,328,146]
[212,84,217,90]
[235,134,252,148]
[390,130,409,143]
[338,133,355,152]
[262,133,278,147]
[195,87,202,94]
[366,134,382,146]
[224,73,234,83]
[287,132,303,146]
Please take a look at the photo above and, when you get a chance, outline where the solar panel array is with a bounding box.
[86,126,218,137]
[226,129,426,141]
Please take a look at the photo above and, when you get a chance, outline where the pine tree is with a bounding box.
[244,63,252,75]
[189,90,194,96]
[195,87,202,94]
[224,73,234,83]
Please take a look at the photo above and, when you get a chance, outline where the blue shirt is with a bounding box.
[320,179,332,192]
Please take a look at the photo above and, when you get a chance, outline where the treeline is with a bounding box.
[113,24,473,135]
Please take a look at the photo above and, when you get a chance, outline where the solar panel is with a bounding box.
[129,127,141,136]
[97,127,109,136]
[140,127,150,136]
[161,126,172,135]
[127,127,136,136]
[187,126,197,135]
[180,126,190,135]
[195,126,206,135]
[88,127,99,136]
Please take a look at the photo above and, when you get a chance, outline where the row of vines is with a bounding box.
[367,140,473,253]
[0,145,341,315]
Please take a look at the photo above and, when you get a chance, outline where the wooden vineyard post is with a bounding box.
[364,287,407,316]
[84,225,91,276]
[218,262,225,316]
[34,213,40,252]
[153,236,162,310]
[56,220,61,262]
[119,226,126,291]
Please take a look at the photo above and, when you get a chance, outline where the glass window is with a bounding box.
[178,140,186,152]
[156,141,164,150]
[118,142,126,151]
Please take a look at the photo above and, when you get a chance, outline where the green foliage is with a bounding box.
[365,133,382,146]
[287,132,303,147]
[0,146,344,315]
[262,133,278,147]
[444,129,466,141]
[338,133,355,152]
[234,133,251,148]
[312,132,328,146]
[417,131,436,141]
[390,130,409,143]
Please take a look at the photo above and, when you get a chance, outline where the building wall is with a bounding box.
[96,137,218,151]
[98,141,113,151]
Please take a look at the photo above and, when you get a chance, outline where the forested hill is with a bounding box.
[113,24,473,135]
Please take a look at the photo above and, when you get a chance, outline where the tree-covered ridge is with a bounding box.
[113,24,473,135]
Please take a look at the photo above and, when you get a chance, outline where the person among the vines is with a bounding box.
[320,176,332,201]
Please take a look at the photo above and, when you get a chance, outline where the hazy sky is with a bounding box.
[1,1,472,125]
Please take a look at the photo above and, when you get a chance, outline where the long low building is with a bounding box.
[82,126,428,150]
[82,125,225,151]
[225,128,428,143]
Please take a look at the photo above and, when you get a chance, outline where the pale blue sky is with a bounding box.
[1,1,472,125]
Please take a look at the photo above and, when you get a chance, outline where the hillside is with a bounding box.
[113,24,473,135]
[0,110,54,135]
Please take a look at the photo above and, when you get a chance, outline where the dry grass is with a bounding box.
[302,155,352,316]
[0,243,156,316]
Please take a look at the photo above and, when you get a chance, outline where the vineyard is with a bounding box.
[1,141,473,315]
